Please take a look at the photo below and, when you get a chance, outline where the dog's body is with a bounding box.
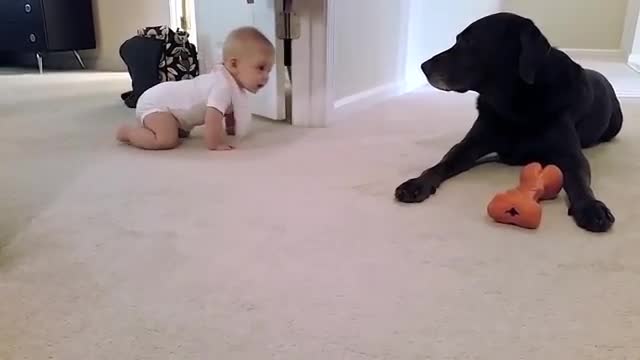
[395,12,622,232]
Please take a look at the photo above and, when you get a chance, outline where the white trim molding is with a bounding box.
[628,54,640,73]
[290,0,332,127]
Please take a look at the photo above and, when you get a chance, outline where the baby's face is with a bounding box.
[235,49,275,94]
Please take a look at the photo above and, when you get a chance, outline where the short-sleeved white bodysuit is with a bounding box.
[135,64,251,137]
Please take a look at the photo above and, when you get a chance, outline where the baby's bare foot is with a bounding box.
[116,125,130,143]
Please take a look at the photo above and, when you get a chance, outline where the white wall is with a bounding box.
[625,0,640,67]
[621,0,640,55]
[332,1,407,100]
[87,0,171,71]
[403,0,503,90]
[503,0,629,49]
[331,0,503,101]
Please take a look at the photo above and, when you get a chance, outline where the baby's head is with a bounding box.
[223,26,275,94]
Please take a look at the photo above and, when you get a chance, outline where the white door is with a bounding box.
[191,0,286,121]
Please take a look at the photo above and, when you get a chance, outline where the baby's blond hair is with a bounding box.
[222,26,275,61]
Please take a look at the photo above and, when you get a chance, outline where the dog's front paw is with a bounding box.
[569,199,615,233]
[395,177,438,203]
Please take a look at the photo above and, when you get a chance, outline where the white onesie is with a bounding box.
[135,63,252,137]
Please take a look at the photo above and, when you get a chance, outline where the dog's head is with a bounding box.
[421,12,551,93]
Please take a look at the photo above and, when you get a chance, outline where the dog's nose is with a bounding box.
[421,60,432,75]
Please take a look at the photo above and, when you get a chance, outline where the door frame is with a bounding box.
[169,0,334,127]
[290,0,334,127]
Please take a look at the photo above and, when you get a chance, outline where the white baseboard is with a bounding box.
[561,48,626,61]
[330,81,416,122]
[616,57,640,98]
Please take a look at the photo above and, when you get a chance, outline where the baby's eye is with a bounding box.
[258,65,266,71]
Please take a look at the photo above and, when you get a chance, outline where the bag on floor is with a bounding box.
[137,25,200,82]
[119,25,200,108]
[119,36,164,108]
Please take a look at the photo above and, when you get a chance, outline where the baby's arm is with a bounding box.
[204,107,233,151]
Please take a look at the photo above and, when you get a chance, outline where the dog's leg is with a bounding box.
[553,152,614,232]
[395,120,494,203]
[548,124,615,232]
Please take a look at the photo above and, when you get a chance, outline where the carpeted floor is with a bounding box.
[1,61,640,359]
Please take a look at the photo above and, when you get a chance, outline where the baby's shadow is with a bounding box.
[186,116,310,152]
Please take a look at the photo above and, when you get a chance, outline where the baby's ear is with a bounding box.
[229,57,239,69]
[518,19,550,85]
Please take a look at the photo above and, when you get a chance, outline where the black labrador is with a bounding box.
[395,12,622,232]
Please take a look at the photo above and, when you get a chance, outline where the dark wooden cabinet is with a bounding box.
[0,0,96,72]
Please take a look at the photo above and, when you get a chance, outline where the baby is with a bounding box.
[116,26,275,150]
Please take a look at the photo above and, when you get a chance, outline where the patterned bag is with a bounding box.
[137,25,200,82]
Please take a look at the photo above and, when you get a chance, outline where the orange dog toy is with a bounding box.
[487,162,563,229]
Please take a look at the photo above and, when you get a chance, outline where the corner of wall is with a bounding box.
[622,0,640,56]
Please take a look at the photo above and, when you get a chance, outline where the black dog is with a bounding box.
[395,12,622,232]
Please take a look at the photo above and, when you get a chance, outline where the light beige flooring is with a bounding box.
[1,59,640,359]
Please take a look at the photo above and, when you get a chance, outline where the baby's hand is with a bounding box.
[210,144,234,151]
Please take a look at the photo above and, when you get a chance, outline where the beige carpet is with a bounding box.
[1,64,640,359]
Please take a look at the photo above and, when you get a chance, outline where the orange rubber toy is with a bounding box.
[487,162,564,229]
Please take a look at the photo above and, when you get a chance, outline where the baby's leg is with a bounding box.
[117,112,180,150]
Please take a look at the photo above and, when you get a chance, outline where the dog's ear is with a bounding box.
[519,19,551,85]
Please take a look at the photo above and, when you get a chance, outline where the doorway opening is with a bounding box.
[168,0,295,123]
[169,0,198,47]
